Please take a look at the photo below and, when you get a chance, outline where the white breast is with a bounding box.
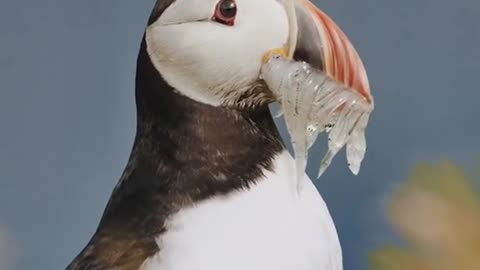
[141,150,342,270]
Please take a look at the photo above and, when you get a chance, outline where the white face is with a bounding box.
[146,0,289,107]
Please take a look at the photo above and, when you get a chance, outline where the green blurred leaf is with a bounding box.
[370,160,480,270]
[369,246,433,270]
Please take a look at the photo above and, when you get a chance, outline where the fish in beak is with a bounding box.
[261,0,374,189]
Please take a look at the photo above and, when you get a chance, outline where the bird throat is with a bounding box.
[97,38,285,239]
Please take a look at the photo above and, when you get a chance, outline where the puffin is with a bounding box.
[66,0,367,269]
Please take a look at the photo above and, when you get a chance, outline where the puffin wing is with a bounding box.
[66,232,157,270]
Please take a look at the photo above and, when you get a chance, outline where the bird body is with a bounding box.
[65,0,372,269]
[67,40,341,270]
[140,150,341,270]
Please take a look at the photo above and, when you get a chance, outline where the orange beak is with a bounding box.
[283,0,373,104]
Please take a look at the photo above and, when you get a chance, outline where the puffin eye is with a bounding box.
[212,0,237,26]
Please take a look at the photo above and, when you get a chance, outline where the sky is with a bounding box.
[0,0,479,269]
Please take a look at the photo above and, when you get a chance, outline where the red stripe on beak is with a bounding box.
[295,0,373,104]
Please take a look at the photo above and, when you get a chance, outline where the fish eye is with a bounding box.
[212,0,237,26]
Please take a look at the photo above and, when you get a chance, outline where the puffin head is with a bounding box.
[145,0,371,108]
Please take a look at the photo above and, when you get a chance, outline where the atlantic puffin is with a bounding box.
[65,0,365,269]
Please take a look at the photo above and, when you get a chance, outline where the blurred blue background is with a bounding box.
[0,0,479,269]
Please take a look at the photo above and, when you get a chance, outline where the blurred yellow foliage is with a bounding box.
[370,161,480,270]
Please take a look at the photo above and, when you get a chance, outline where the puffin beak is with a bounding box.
[261,1,375,180]
[268,0,373,104]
